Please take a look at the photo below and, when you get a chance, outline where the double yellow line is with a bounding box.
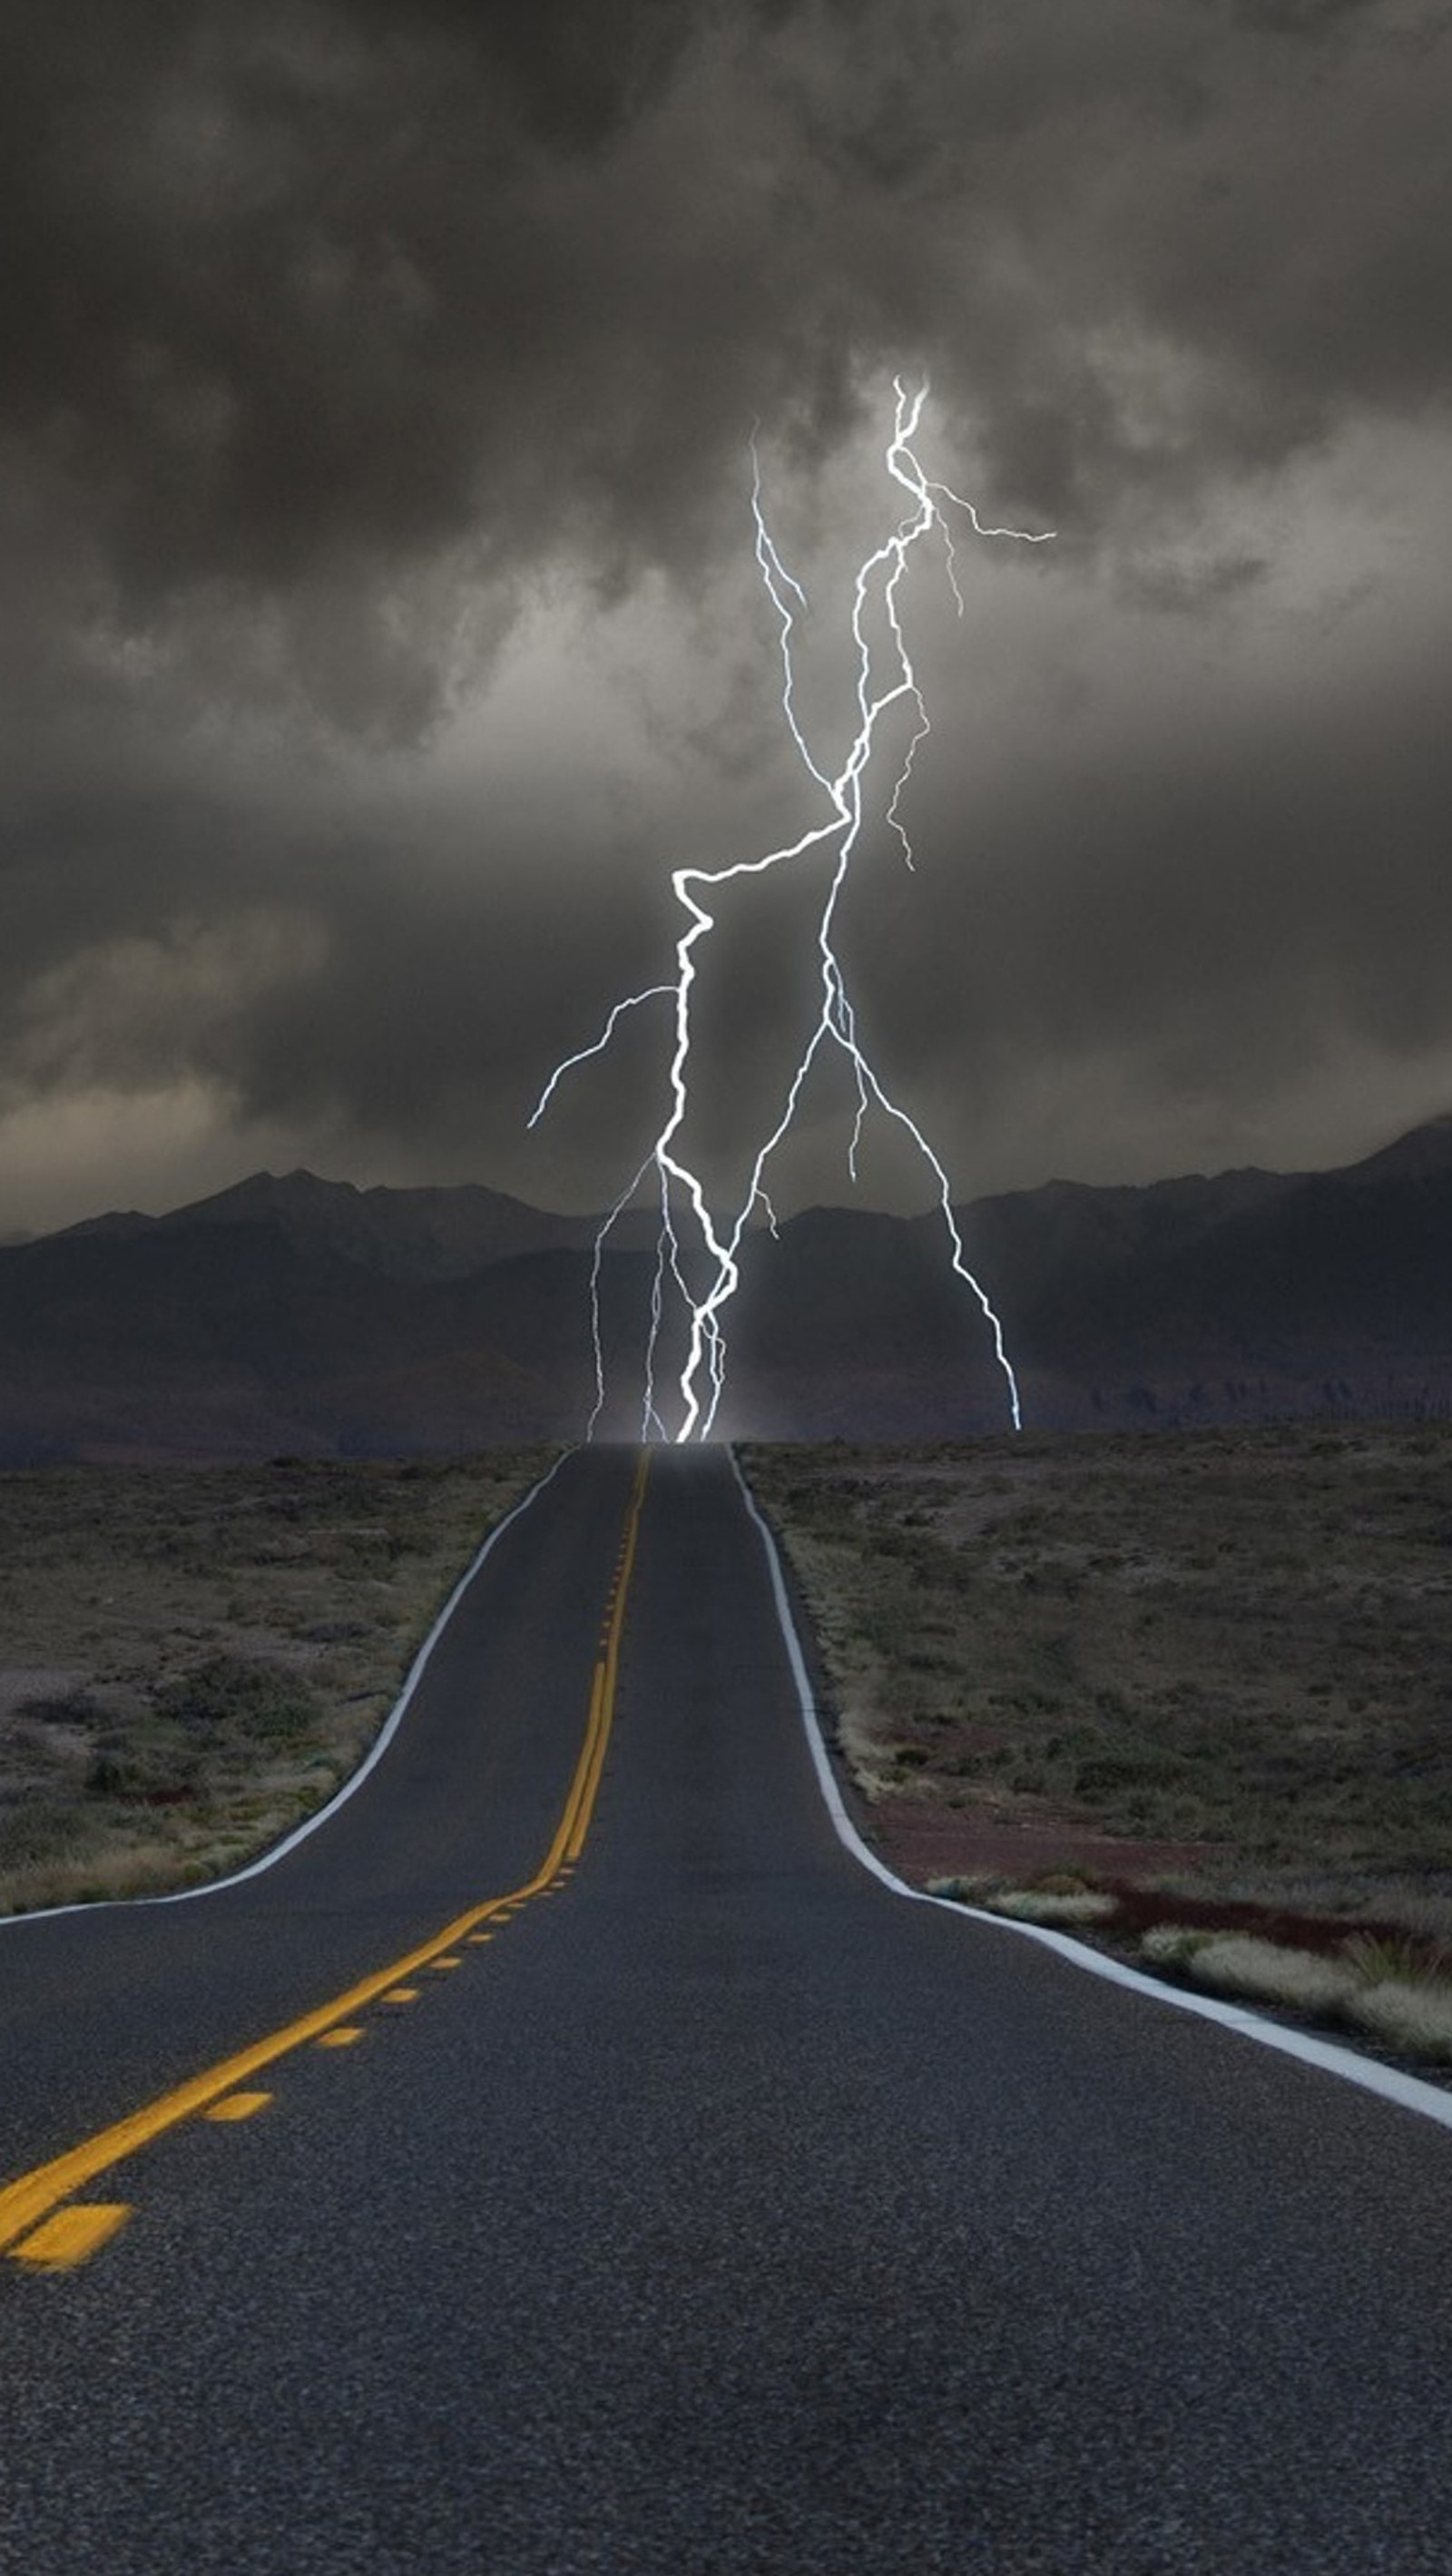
[0,1449,651,2266]
[564,1444,647,1864]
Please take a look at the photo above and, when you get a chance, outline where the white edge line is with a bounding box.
[0,1449,574,1932]
[727,1444,1452,2139]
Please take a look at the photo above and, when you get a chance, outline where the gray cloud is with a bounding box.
[0,0,1449,1225]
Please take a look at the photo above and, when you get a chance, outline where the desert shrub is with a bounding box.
[1074,1748,1182,1796]
[0,1791,85,1863]
[85,1734,199,1801]
[16,1686,103,1726]
[156,1654,320,1745]
[1342,1932,1452,1990]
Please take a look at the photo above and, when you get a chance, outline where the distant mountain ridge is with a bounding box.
[54,1167,613,1279]
[5,1120,1452,1459]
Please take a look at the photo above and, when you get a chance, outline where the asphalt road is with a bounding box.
[3,1443,1452,2576]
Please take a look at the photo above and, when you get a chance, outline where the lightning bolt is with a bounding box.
[529,378,1053,1442]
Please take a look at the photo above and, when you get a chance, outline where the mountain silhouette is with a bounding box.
[54,1167,633,1278]
[5,1126,1452,1459]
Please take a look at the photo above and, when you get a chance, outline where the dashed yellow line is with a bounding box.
[11,2206,131,2271]
[0,1450,652,2268]
[203,2092,271,2124]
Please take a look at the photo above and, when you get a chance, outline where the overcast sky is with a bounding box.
[3,0,1449,1234]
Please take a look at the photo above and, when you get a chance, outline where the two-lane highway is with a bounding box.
[3,1446,1452,2574]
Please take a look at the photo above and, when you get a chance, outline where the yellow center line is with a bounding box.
[0,1450,652,2261]
[567,1449,646,1867]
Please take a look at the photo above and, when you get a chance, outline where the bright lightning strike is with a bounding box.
[530,378,1054,1442]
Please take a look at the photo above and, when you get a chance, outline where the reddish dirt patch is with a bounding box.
[860,1795,1215,1887]
[855,1790,1450,1971]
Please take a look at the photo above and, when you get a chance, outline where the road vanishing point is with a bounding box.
[2,1444,1451,2575]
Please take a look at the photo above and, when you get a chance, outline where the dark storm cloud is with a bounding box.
[1,0,823,634]
[1,0,1450,1217]
[9,0,1447,623]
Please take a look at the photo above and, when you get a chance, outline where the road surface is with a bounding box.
[2,1443,1451,2575]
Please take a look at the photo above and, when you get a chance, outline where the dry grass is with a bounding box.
[927,1888,1452,2061]
[1349,1981,1452,2060]
[981,1887,1119,1925]
[1143,1924,1452,2063]
[0,1450,551,1914]
[741,1423,1452,1935]
[1185,1934,1359,2017]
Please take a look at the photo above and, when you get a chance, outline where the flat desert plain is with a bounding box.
[744,1424,1452,2064]
[0,1450,550,1915]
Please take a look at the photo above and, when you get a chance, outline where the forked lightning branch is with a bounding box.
[530,380,1053,1443]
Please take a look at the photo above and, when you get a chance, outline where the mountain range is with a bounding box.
[5,1121,1452,1460]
